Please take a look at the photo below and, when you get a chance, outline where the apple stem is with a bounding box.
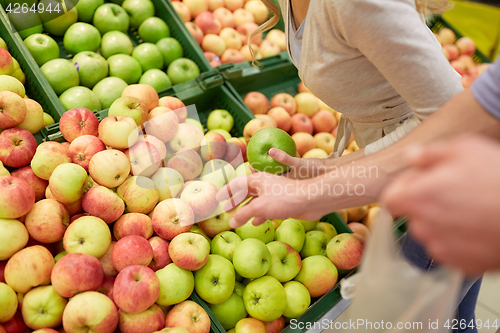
[220,235,228,243]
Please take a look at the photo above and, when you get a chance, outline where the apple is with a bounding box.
[93,3,129,34]
[290,113,313,135]
[14,98,43,134]
[348,222,369,241]
[242,119,271,143]
[59,86,102,111]
[209,281,246,330]
[267,107,292,132]
[0,128,36,168]
[70,52,108,90]
[316,222,338,239]
[237,22,261,46]
[0,48,13,77]
[23,34,59,67]
[31,142,71,180]
[51,253,103,298]
[139,69,172,92]
[235,318,265,333]
[183,0,208,17]
[266,241,302,283]
[265,29,286,52]
[312,109,337,133]
[235,161,252,177]
[194,254,235,304]
[300,230,332,258]
[63,22,101,55]
[156,37,183,67]
[100,31,133,59]
[118,304,165,333]
[185,22,204,45]
[99,242,118,277]
[207,109,234,132]
[247,127,297,174]
[225,0,244,11]
[294,92,319,117]
[207,0,224,10]
[220,27,242,50]
[166,148,203,181]
[172,1,191,22]
[0,282,17,323]
[68,135,105,172]
[4,245,54,294]
[255,114,277,128]
[0,75,25,98]
[438,27,455,45]
[40,59,79,96]
[195,12,222,35]
[243,91,268,115]
[240,43,261,61]
[244,0,268,24]
[0,91,26,129]
[145,107,179,143]
[113,265,160,313]
[198,205,233,237]
[150,167,183,201]
[158,96,187,122]
[111,235,154,272]
[233,238,271,278]
[200,132,227,161]
[314,133,335,155]
[64,216,111,258]
[139,17,170,44]
[291,132,316,156]
[0,218,29,261]
[21,285,67,330]
[109,96,149,127]
[75,0,104,22]
[155,264,194,306]
[224,138,246,167]
[263,317,285,333]
[92,77,128,110]
[294,255,338,298]
[117,176,159,214]
[164,301,210,332]
[62,291,118,333]
[209,129,232,140]
[48,163,87,205]
[202,34,226,57]
[221,49,245,64]
[167,58,201,85]
[282,281,310,319]
[0,176,35,219]
[233,8,254,28]
[180,181,219,220]
[99,115,140,150]
[82,186,125,223]
[113,213,153,240]
[2,311,29,333]
[148,236,172,271]
[108,54,142,85]
[235,218,274,243]
[275,218,306,252]
[89,149,130,189]
[210,231,241,262]
[259,39,281,58]
[132,43,164,72]
[151,198,195,240]
[122,0,155,29]
[326,233,363,270]
[243,276,286,321]
[213,7,235,29]
[0,162,9,177]
[168,233,210,271]
[59,108,99,142]
[298,219,319,232]
[125,141,162,177]
[169,123,204,152]
[24,199,68,244]
[346,205,369,222]
[456,37,476,56]
[302,148,328,159]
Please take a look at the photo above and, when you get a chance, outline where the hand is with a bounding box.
[216,172,326,228]
[268,148,331,179]
[381,134,500,275]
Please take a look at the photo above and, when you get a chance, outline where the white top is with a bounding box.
[287,4,305,68]
[280,0,463,156]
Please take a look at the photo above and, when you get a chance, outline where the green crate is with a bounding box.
[427,15,492,63]
[0,5,66,130]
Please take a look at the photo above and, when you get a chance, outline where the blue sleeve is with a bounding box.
[471,61,500,120]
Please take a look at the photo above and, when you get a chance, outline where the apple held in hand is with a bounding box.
[266,241,302,283]
[89,149,131,188]
[151,198,194,240]
[21,285,68,330]
[114,265,160,314]
[0,176,35,219]
[112,235,154,272]
[233,238,271,279]
[64,216,112,258]
[247,127,296,174]
[283,281,310,319]
[209,281,247,330]
[51,253,104,298]
[300,230,332,258]
[326,233,363,270]
[25,199,69,244]
[62,291,118,333]
[0,218,29,261]
[0,128,36,168]
[243,276,287,321]
[0,282,17,323]
[156,263,194,306]
[294,255,337,298]
[118,304,165,333]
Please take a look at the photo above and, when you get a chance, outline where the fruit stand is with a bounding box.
[0,0,493,332]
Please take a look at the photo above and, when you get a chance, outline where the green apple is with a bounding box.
[208,129,231,140]
[122,0,155,29]
[24,34,59,67]
[300,230,332,258]
[100,31,133,59]
[232,238,271,279]
[207,109,234,132]
[150,167,184,201]
[92,77,128,109]
[194,254,235,304]
[167,58,200,85]
[243,276,287,321]
[235,218,274,244]
[132,43,164,72]
[235,162,252,177]
[208,282,247,330]
[190,225,212,246]
[283,281,310,319]
[0,75,26,97]
[64,216,111,258]
[42,5,78,36]
[275,218,305,253]
[299,219,319,232]
[156,37,183,67]
[184,118,203,132]
[156,263,194,306]
[211,231,241,262]
[19,25,43,40]
[248,127,297,174]
[92,3,129,35]
[10,59,26,85]
[316,222,338,238]
[138,17,170,43]
[22,285,68,330]
[72,51,108,89]
[8,9,43,40]
[63,22,101,55]
[43,112,55,127]
[54,251,67,262]
[108,54,142,84]
[59,86,101,111]
[139,69,171,92]
[75,0,104,22]
[0,37,6,50]
[108,96,148,126]
[0,282,17,322]
[49,163,88,204]
[266,241,302,283]
[40,58,79,95]
[294,255,338,298]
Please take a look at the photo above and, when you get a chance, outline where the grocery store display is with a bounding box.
[171,0,286,65]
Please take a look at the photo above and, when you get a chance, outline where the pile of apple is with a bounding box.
[21,0,201,112]
[171,0,286,66]
[435,28,490,88]
[242,82,359,160]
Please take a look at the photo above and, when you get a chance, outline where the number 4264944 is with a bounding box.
[5,2,62,13]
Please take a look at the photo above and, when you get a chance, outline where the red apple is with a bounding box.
[311,109,337,133]
[221,49,245,64]
[137,135,167,161]
[31,142,71,180]
[347,222,370,241]
[438,27,455,45]
[194,11,222,35]
[224,137,246,167]
[259,39,281,58]
[326,233,363,270]
[113,265,160,314]
[0,260,7,283]
[185,22,204,45]
[145,107,179,143]
[59,108,99,142]
[267,107,292,132]
[291,132,316,156]
[51,253,104,298]
[168,233,209,271]
[122,84,159,112]
[263,316,285,333]
[118,304,165,333]
[456,37,476,56]
[82,186,125,224]
[167,148,203,181]
[0,128,36,168]
[2,311,29,333]
[158,96,187,123]
[213,7,235,29]
[172,1,191,22]
[0,91,27,129]
[200,131,227,161]
[207,0,224,11]
[236,22,261,46]
[290,113,313,135]
[99,242,119,277]
[11,166,48,201]
[151,198,195,240]
[25,199,69,243]
[180,181,219,221]
[243,91,269,115]
[205,52,222,68]
[97,275,115,303]
[0,176,35,219]
[270,93,296,116]
[243,118,274,142]
[450,60,466,76]
[112,235,154,272]
[442,44,459,61]
[124,141,162,177]
[148,236,172,271]
[113,213,153,240]
[169,123,204,152]
[68,135,106,172]
[164,301,210,333]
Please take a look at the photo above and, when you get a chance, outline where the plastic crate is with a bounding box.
[0,5,66,136]
[427,15,492,63]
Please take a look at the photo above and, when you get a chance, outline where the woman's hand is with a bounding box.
[216,172,326,228]
[269,148,330,179]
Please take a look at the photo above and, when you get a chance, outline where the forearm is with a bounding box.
[305,89,500,212]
